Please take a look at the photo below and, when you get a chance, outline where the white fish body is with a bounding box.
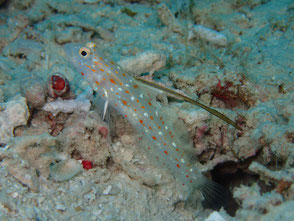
[65,42,229,209]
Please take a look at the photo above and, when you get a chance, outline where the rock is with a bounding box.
[9,133,58,179]
[234,183,284,220]
[0,96,29,143]
[59,111,110,167]
[42,97,91,116]
[177,109,210,126]
[118,50,166,76]
[157,3,185,35]
[249,161,294,183]
[260,201,294,221]
[188,25,227,46]
[49,158,83,182]
[96,26,115,42]
[102,185,112,195]
[1,158,40,192]
[205,211,227,221]
[79,0,100,4]
[21,78,46,109]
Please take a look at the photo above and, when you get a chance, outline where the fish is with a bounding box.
[64,42,234,209]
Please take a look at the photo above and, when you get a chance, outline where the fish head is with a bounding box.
[64,42,106,85]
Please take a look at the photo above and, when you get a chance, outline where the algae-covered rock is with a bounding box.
[21,78,46,109]
[118,50,166,76]
[59,111,110,167]
[1,158,40,192]
[42,97,91,116]
[0,0,293,220]
[0,96,29,143]
[260,201,294,221]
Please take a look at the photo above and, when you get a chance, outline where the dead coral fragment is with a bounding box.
[42,96,91,116]
[0,96,29,143]
[21,77,46,109]
[49,158,83,182]
[59,111,110,167]
[0,133,58,191]
[2,158,40,192]
[118,50,166,76]
[157,3,185,35]
[249,161,294,198]
[188,25,227,46]
[249,161,294,183]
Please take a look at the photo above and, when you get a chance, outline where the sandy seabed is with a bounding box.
[0,0,293,220]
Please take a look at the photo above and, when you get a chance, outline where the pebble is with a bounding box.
[56,203,66,211]
[102,185,112,195]
[188,25,227,46]
[205,211,226,221]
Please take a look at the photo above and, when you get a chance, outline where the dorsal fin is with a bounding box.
[135,77,242,131]
[134,77,200,165]
[134,77,164,106]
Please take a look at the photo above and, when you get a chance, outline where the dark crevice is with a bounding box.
[210,158,275,216]
[105,156,114,169]
[26,108,38,127]
[211,161,256,216]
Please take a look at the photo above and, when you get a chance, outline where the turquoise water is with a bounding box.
[0,0,293,220]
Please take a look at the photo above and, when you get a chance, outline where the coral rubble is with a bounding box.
[0,0,293,220]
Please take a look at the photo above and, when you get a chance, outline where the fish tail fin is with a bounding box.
[187,176,230,210]
[199,177,231,210]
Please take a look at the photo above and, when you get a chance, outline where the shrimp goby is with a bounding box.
[64,42,232,209]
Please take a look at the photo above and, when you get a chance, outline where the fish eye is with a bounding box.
[79,47,90,58]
